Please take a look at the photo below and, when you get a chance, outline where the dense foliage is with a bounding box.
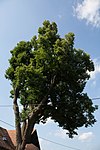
[5,20,97,149]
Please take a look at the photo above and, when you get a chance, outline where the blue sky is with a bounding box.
[0,0,100,150]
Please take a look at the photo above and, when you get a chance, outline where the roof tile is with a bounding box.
[0,127,15,150]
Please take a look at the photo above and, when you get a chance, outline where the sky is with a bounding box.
[0,0,100,150]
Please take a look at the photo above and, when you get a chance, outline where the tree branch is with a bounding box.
[30,75,56,120]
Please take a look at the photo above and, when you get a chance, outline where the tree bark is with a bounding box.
[13,88,22,150]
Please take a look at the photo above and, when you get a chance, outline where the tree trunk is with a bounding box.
[16,144,22,150]
[21,121,27,137]
[21,121,35,148]
[13,88,22,150]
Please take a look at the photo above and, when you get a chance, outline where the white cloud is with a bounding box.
[73,0,100,27]
[89,58,100,80]
[54,128,67,139]
[46,117,54,124]
[78,132,94,141]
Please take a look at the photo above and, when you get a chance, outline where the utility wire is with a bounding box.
[0,105,13,107]
[0,97,100,108]
[91,97,100,100]
[0,104,40,107]
[0,119,80,150]
[0,119,15,128]
[39,137,80,150]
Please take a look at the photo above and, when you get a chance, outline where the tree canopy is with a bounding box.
[5,20,97,150]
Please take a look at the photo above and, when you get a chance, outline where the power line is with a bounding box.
[91,97,100,100]
[0,105,13,107]
[0,104,45,107]
[0,119,15,128]
[40,137,80,150]
[0,119,80,150]
[0,97,100,108]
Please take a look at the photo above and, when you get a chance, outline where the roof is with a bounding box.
[25,144,39,150]
[7,130,16,146]
[0,127,15,150]
[8,129,40,150]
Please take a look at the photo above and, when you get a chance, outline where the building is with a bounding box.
[8,129,40,150]
[0,127,15,150]
[0,127,40,150]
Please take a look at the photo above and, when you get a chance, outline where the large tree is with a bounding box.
[5,20,97,150]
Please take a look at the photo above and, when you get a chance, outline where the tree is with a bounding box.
[5,20,97,150]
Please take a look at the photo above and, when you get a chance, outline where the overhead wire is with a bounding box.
[39,137,80,150]
[0,105,13,107]
[0,119,15,128]
[91,97,100,100]
[0,97,100,108]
